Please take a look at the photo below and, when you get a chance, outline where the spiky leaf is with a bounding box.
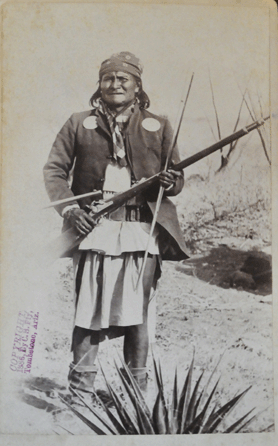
[177,356,194,433]
[170,367,179,433]
[181,370,204,432]
[152,390,168,434]
[203,386,252,433]
[152,356,169,431]
[152,355,163,393]
[117,355,150,416]
[192,389,203,421]
[225,408,255,433]
[60,355,262,436]
[69,387,119,434]
[72,387,128,435]
[114,361,155,434]
[99,364,140,434]
[133,397,156,434]
[59,395,108,435]
[184,378,220,434]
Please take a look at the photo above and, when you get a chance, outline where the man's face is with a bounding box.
[100,71,139,110]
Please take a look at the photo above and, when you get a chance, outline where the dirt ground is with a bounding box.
[5,181,274,436]
[10,243,273,434]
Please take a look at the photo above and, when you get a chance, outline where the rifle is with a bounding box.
[44,115,269,264]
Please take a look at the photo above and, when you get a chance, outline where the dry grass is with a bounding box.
[175,164,271,253]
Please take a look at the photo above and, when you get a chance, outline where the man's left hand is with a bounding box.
[158,169,183,190]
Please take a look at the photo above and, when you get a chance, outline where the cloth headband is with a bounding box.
[99,52,143,79]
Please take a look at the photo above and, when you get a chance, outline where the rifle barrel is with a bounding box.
[172,116,269,172]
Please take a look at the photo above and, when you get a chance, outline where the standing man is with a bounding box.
[43,52,189,394]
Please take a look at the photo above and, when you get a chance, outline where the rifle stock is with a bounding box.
[43,116,269,263]
[43,175,159,263]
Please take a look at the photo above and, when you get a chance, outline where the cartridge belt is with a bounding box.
[105,205,152,223]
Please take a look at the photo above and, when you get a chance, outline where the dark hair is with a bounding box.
[89,77,150,109]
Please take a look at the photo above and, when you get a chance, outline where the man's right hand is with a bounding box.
[64,208,95,235]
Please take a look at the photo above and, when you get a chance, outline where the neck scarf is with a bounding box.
[98,100,135,167]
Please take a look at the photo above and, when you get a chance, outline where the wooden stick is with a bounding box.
[43,190,102,209]
[135,73,195,291]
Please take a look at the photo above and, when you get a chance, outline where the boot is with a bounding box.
[130,367,148,393]
[68,362,97,394]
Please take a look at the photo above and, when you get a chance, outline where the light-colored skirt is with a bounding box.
[73,251,160,342]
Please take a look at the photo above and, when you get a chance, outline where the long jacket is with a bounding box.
[43,103,190,260]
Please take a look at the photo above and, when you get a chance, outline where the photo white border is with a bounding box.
[0,1,277,445]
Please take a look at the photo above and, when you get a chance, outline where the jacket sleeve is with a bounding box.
[161,118,184,196]
[43,114,78,216]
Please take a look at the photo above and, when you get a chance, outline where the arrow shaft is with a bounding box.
[43,190,102,209]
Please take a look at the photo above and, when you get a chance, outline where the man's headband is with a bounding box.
[99,52,143,79]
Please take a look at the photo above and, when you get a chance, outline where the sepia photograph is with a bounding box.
[0,1,277,445]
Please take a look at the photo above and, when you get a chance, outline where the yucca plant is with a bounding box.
[59,355,257,435]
